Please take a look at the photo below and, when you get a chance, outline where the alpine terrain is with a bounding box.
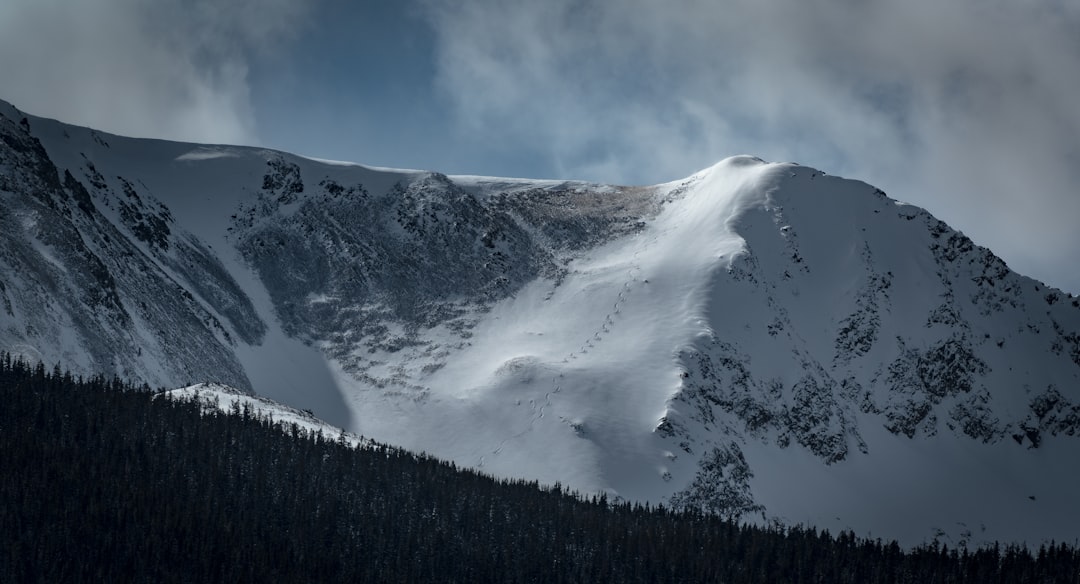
[1,99,1078,546]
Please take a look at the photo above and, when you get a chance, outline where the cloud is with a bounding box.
[0,0,308,146]
[422,0,1080,293]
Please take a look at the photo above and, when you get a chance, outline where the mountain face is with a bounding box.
[2,99,1078,546]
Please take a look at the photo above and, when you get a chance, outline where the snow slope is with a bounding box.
[2,99,1078,546]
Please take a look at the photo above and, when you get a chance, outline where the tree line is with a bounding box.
[1,352,1077,582]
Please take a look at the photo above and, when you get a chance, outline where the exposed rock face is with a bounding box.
[0,107,254,389]
[669,441,764,521]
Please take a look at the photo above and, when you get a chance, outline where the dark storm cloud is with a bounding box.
[0,0,308,145]
[422,0,1080,293]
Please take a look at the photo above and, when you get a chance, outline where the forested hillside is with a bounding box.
[1,354,1077,583]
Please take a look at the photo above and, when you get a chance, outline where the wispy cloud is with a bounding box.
[423,0,1080,292]
[0,0,308,145]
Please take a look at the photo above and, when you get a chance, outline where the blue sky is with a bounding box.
[247,2,473,172]
[1,0,1078,294]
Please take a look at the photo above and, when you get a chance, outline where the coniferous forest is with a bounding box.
[1,353,1078,583]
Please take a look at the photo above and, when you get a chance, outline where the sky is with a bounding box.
[1,0,1077,294]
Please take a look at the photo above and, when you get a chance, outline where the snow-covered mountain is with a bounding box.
[2,99,1078,546]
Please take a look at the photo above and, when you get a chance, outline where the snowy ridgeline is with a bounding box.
[160,383,368,449]
[2,98,1080,547]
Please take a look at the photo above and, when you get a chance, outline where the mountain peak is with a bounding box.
[2,100,1078,547]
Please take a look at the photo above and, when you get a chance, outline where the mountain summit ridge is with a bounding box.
[1,98,1078,546]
